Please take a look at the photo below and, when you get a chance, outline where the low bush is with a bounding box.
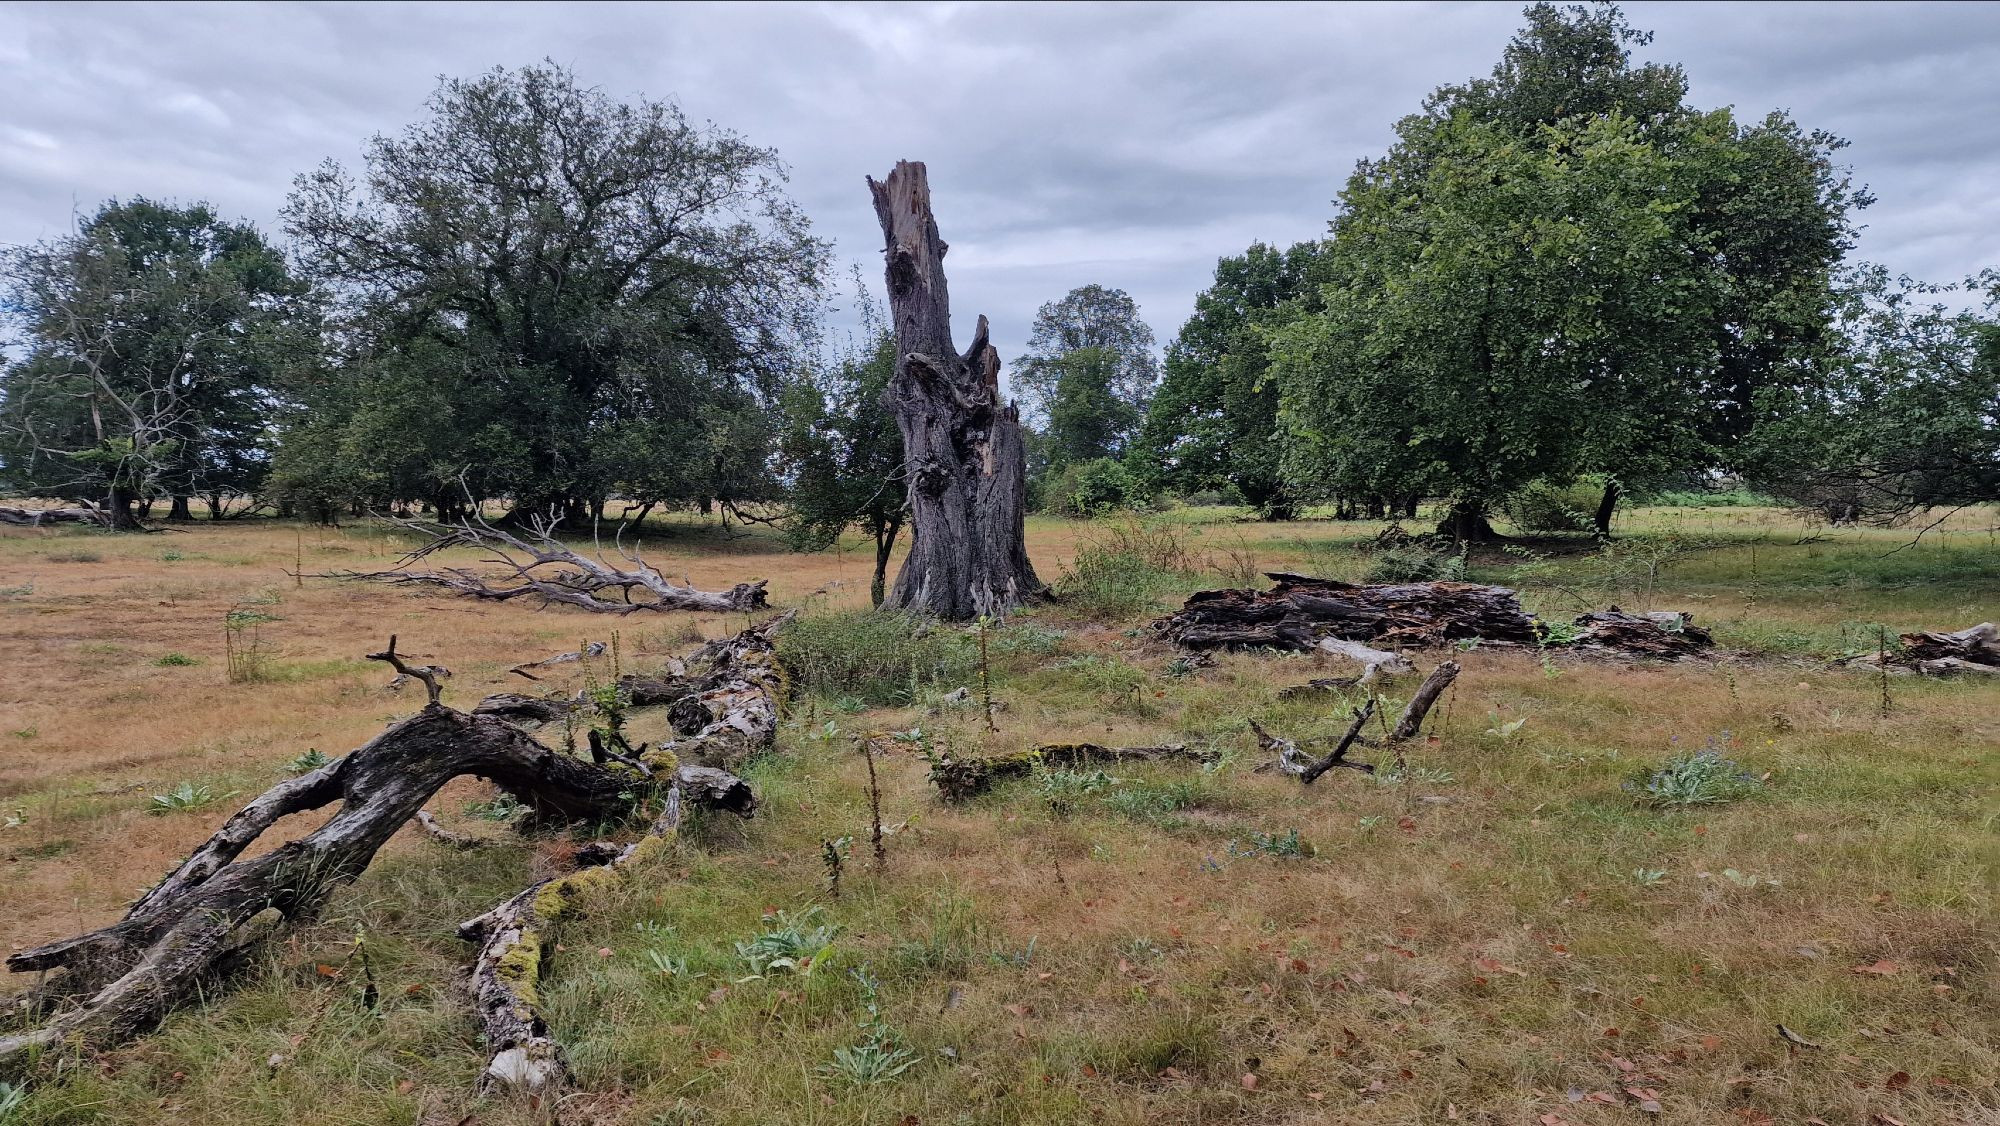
[1057,520,1201,618]
[778,610,976,706]
[1502,479,1602,534]
[1629,743,1761,807]
[1364,543,1466,583]
[1045,458,1147,517]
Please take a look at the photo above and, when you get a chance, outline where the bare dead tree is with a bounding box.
[333,513,768,614]
[867,161,1044,620]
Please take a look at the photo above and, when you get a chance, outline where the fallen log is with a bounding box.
[1298,702,1378,783]
[1569,610,1713,658]
[509,640,607,680]
[1317,636,1416,684]
[1156,574,1543,651]
[0,504,106,527]
[1155,575,1713,660]
[331,515,768,614]
[930,742,1216,803]
[0,620,779,1082]
[1840,622,2000,677]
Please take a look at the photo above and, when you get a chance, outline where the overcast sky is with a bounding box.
[4,1,1998,367]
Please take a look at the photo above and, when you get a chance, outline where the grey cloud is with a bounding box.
[3,0,1996,375]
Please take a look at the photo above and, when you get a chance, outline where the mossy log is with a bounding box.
[930,742,1216,802]
[462,612,790,1093]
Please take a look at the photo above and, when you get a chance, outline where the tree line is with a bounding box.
[4,3,1994,563]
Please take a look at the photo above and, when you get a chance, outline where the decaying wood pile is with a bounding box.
[335,516,768,614]
[0,504,107,527]
[0,616,789,1087]
[930,742,1217,802]
[1841,622,2000,677]
[1153,574,1713,660]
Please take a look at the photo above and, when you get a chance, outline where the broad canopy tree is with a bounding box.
[280,62,827,525]
[1138,241,1321,519]
[1014,284,1158,470]
[778,321,906,606]
[1272,2,1864,538]
[0,199,311,527]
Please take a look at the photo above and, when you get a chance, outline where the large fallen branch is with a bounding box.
[0,620,781,1082]
[0,504,106,527]
[1155,574,1712,659]
[333,516,768,614]
[930,742,1217,803]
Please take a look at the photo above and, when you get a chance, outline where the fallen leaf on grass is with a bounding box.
[1851,959,1900,975]
[1240,1072,1259,1090]
[1776,1024,1823,1049]
[1884,1071,1910,1091]
[1624,1086,1663,1113]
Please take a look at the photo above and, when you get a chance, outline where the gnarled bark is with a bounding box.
[869,161,1043,620]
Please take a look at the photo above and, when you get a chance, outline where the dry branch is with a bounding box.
[333,516,768,614]
[1299,701,1379,783]
[930,742,1216,803]
[1389,660,1460,743]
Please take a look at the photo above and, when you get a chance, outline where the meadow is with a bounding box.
[0,505,1994,1125]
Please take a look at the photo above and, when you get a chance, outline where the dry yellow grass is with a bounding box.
[0,508,1994,1125]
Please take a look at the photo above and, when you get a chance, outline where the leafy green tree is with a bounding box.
[0,199,311,527]
[1747,267,2000,523]
[1138,241,1320,518]
[1014,285,1157,470]
[1272,2,1864,539]
[778,324,906,605]
[282,61,826,525]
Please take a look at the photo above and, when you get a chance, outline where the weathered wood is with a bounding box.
[473,692,574,725]
[1156,574,1543,651]
[415,809,485,850]
[1156,575,1714,660]
[1299,700,1379,784]
[868,160,1043,620]
[1389,661,1459,743]
[1842,622,2000,677]
[335,516,768,614]
[1316,636,1417,684]
[929,742,1215,803]
[509,641,607,680]
[1569,610,1714,657]
[0,504,106,527]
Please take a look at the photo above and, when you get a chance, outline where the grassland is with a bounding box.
[0,506,1994,1125]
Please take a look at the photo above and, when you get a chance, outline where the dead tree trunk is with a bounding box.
[868,161,1043,620]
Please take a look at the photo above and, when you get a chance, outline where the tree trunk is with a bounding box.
[1593,480,1621,538]
[1437,500,1497,542]
[106,484,143,531]
[871,521,899,608]
[868,161,1043,620]
[168,495,193,521]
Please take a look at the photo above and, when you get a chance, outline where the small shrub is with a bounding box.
[1034,767,1114,819]
[45,551,102,564]
[1052,654,1150,713]
[154,652,199,667]
[1502,479,1602,535]
[1104,779,1202,826]
[992,622,1066,657]
[1364,543,1466,583]
[282,748,332,774]
[1227,828,1311,859]
[820,970,917,1087]
[148,781,229,816]
[1058,521,1200,619]
[464,794,526,821]
[1629,743,1761,807]
[736,908,840,977]
[158,549,187,562]
[779,611,976,706]
[1046,457,1145,517]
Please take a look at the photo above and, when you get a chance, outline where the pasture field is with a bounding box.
[0,506,1994,1125]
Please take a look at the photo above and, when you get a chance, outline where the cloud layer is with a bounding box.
[4,1,1997,364]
